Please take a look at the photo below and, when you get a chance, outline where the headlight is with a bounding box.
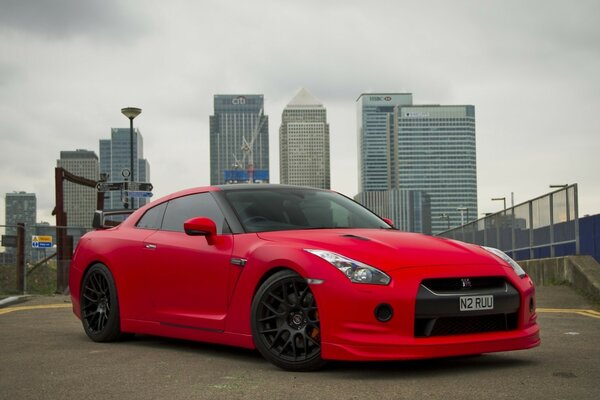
[482,246,527,278]
[304,249,391,285]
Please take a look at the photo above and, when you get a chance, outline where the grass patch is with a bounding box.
[0,262,57,295]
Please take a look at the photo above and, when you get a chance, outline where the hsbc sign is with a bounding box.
[369,96,392,102]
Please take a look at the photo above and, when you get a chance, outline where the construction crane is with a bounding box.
[240,108,266,183]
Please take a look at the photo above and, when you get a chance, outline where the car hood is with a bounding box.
[256,229,501,272]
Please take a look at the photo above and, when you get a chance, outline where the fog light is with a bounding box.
[374,303,393,322]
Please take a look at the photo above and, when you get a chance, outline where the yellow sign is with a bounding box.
[32,235,53,248]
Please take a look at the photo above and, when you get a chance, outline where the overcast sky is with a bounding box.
[1,0,599,229]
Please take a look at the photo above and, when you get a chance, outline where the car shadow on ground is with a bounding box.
[107,333,538,377]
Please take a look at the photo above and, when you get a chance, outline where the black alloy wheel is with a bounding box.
[80,263,126,342]
[251,270,325,371]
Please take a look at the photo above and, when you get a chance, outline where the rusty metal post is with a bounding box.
[16,223,25,294]
[55,167,67,293]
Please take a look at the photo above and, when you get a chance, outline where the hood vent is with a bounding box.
[341,234,370,241]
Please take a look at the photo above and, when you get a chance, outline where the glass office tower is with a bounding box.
[395,105,477,234]
[356,94,476,235]
[210,95,269,185]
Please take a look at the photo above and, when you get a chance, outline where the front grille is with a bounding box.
[421,277,506,293]
[415,313,518,337]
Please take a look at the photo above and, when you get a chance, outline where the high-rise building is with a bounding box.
[99,128,151,210]
[279,88,330,189]
[357,94,413,192]
[57,150,99,228]
[395,105,477,234]
[355,190,431,234]
[4,192,36,260]
[210,95,269,185]
[355,94,476,235]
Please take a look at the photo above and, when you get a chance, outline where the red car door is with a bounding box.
[143,192,234,332]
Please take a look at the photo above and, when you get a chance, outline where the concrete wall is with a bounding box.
[520,256,600,302]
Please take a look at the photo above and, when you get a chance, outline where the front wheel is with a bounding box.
[251,270,325,371]
[80,263,127,342]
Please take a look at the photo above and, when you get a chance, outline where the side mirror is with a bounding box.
[382,217,394,228]
[184,217,217,243]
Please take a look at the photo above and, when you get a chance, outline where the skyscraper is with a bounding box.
[355,94,476,235]
[57,149,99,228]
[354,190,431,234]
[279,88,330,189]
[210,95,269,185]
[395,105,477,234]
[4,192,36,260]
[99,128,151,210]
[357,94,413,192]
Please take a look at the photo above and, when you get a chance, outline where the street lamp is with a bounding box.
[456,207,469,225]
[492,197,506,210]
[121,107,141,209]
[549,184,568,189]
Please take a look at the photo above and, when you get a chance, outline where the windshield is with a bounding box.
[222,188,391,233]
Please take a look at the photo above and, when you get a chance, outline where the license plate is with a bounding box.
[459,295,494,311]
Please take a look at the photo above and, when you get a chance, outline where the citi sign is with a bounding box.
[232,96,247,105]
[369,96,392,102]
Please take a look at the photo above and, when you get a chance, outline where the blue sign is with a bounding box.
[125,191,153,198]
[32,236,53,248]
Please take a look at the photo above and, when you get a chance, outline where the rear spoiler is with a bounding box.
[92,209,135,229]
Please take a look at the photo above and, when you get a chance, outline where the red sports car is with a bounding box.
[69,185,540,371]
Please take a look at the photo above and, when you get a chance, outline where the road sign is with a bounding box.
[1,235,17,248]
[97,182,127,192]
[32,235,53,248]
[125,191,153,198]
[127,182,153,192]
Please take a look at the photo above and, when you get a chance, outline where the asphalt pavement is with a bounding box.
[1,285,599,400]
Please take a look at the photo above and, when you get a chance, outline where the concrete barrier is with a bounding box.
[520,256,600,302]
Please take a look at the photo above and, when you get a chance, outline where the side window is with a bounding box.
[136,202,167,229]
[161,193,228,234]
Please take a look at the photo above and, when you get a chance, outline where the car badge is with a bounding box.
[461,278,472,289]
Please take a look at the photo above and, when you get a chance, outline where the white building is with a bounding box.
[279,88,330,189]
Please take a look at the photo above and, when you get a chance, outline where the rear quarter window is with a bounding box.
[136,202,167,229]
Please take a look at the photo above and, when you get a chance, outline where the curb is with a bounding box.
[0,295,32,308]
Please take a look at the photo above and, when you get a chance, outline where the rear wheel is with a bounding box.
[80,263,127,342]
[251,270,325,371]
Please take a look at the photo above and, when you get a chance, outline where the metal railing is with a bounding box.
[438,184,579,261]
[1,224,91,295]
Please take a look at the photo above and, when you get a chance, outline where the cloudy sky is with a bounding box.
[1,0,599,228]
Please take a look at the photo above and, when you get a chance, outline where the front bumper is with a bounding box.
[310,264,540,361]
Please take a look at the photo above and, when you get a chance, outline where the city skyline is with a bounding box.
[0,1,599,227]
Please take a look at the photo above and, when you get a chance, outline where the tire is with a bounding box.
[251,270,325,371]
[80,263,127,342]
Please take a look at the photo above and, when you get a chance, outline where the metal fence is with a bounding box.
[438,185,579,261]
[1,224,91,295]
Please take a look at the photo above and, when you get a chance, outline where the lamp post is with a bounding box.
[121,107,141,208]
[457,207,469,225]
[492,197,506,211]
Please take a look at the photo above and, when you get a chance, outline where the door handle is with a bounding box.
[145,244,157,249]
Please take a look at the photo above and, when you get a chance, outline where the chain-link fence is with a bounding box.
[438,184,579,261]
[1,224,91,295]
